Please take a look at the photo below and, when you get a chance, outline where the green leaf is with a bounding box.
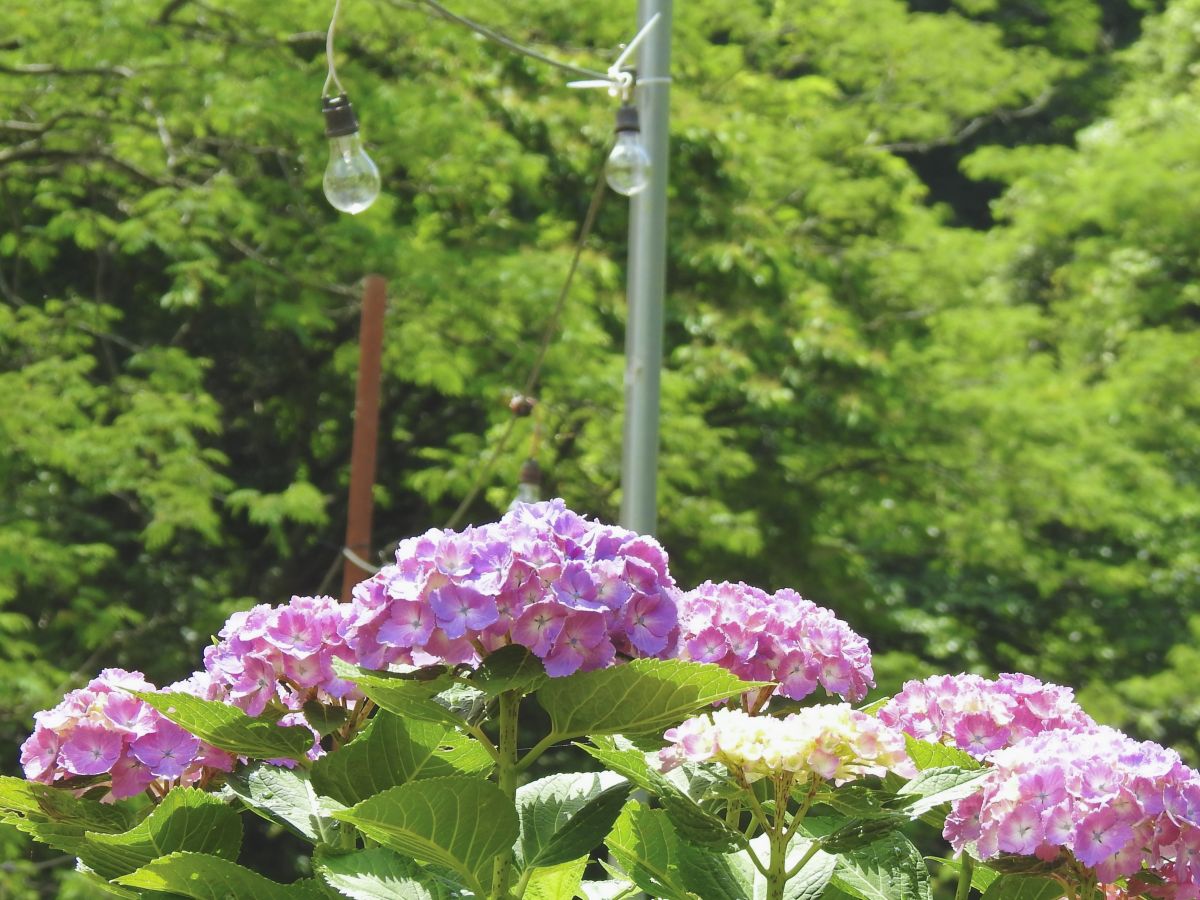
[830,833,933,900]
[302,701,349,738]
[332,664,465,730]
[0,776,138,857]
[931,856,1000,893]
[311,711,493,808]
[895,766,989,818]
[819,816,907,854]
[470,645,548,697]
[980,875,1065,900]
[115,851,325,898]
[536,658,762,738]
[903,736,982,772]
[580,737,743,851]
[603,801,695,900]
[130,691,313,761]
[225,763,343,845]
[316,847,461,900]
[79,787,242,880]
[523,856,588,900]
[681,833,836,900]
[516,772,630,870]
[331,776,519,896]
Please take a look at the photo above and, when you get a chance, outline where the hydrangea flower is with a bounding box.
[339,500,678,677]
[674,581,874,703]
[944,726,1200,895]
[203,594,360,717]
[659,705,913,784]
[18,669,232,799]
[878,673,1095,758]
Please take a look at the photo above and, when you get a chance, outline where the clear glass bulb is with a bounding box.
[606,132,651,196]
[324,134,381,215]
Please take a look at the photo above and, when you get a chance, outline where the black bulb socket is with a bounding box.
[614,104,641,134]
[322,94,361,138]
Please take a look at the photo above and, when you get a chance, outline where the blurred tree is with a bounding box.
[1,0,1197,892]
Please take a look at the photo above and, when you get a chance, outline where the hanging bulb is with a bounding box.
[605,104,651,197]
[322,94,381,214]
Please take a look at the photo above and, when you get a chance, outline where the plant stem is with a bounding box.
[516,731,561,773]
[955,852,974,900]
[764,774,792,900]
[489,690,521,900]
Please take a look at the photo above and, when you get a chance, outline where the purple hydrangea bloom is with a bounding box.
[340,500,679,677]
[203,594,359,718]
[878,673,1095,759]
[674,582,874,703]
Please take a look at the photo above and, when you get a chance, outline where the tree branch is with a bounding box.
[876,88,1054,154]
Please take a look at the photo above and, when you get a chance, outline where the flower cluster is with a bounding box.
[18,669,233,799]
[675,581,874,703]
[659,705,912,783]
[945,726,1200,894]
[340,500,678,677]
[203,594,359,717]
[878,673,1094,758]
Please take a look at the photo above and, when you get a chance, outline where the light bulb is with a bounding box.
[605,104,651,196]
[321,94,381,214]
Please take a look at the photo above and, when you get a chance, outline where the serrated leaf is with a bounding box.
[903,736,982,772]
[333,665,465,729]
[0,776,135,832]
[536,658,763,739]
[225,763,342,845]
[830,833,934,900]
[580,737,742,851]
[604,801,695,900]
[72,866,145,898]
[331,776,518,896]
[470,645,548,697]
[980,875,1065,900]
[516,772,629,870]
[302,701,349,738]
[115,851,325,898]
[316,847,461,899]
[895,766,990,818]
[130,691,312,761]
[819,816,907,854]
[0,776,137,857]
[312,711,492,808]
[79,787,241,880]
[523,856,588,900]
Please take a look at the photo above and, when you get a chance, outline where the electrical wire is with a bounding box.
[443,157,610,530]
[382,0,610,82]
[323,0,346,98]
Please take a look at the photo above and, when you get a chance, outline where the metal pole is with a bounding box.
[341,274,387,600]
[619,0,671,535]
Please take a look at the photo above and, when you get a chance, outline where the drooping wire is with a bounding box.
[443,156,610,530]
[382,0,610,82]
[323,0,347,98]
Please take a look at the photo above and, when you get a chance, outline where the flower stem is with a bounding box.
[955,853,974,900]
[490,690,520,900]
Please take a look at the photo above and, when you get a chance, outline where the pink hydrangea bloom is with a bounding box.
[340,500,679,677]
[946,726,1200,896]
[674,582,874,703]
[18,668,229,799]
[878,673,1095,759]
[203,594,359,719]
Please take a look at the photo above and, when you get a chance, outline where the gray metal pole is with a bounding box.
[619,0,671,535]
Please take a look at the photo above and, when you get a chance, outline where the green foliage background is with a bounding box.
[1,0,1197,892]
